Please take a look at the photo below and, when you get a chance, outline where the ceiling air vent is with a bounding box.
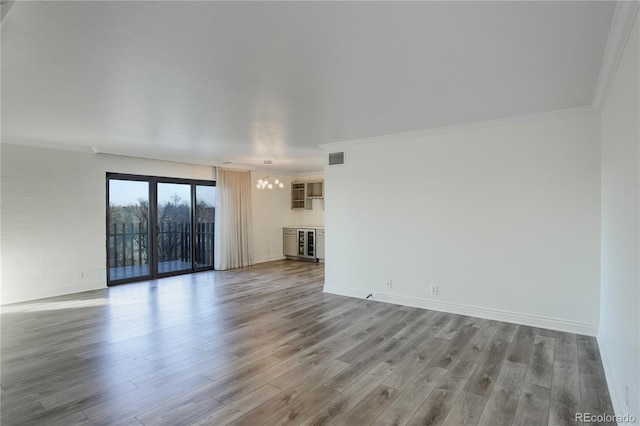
[328,151,345,166]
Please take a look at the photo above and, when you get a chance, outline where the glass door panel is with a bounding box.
[157,182,192,275]
[195,185,216,269]
[107,174,216,285]
[108,179,151,281]
[307,230,315,258]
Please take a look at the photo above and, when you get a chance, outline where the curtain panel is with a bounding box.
[214,167,254,270]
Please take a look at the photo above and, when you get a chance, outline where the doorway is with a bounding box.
[107,173,216,285]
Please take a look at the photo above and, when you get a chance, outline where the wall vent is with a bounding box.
[328,151,345,165]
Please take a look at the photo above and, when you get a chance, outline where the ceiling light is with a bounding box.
[256,160,284,190]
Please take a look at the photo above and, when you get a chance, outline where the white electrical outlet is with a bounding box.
[431,285,438,295]
[386,280,392,289]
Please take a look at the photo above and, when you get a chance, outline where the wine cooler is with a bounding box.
[297,229,316,259]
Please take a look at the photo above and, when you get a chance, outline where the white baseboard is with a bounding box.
[323,284,598,336]
[1,281,106,305]
[598,338,630,417]
[253,254,287,264]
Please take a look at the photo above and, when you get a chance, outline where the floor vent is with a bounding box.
[328,151,345,165]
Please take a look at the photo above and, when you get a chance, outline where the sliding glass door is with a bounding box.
[107,174,216,285]
[157,182,192,275]
[195,185,216,269]
[107,179,151,281]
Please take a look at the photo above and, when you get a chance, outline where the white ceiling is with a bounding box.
[1,1,616,173]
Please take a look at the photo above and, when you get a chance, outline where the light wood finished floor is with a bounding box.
[1,260,615,426]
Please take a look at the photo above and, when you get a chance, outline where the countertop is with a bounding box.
[284,226,324,229]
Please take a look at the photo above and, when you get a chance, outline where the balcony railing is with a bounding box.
[108,222,214,269]
[109,222,147,268]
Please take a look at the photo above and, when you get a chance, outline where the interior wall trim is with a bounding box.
[1,136,95,153]
[319,106,597,152]
[1,137,250,170]
[1,281,105,306]
[598,338,629,417]
[253,254,286,265]
[323,284,599,336]
[592,1,640,110]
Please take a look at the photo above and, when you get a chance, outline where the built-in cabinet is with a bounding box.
[291,183,307,209]
[283,227,325,261]
[283,228,298,257]
[286,180,324,261]
[316,229,325,260]
[291,181,324,209]
[306,182,323,198]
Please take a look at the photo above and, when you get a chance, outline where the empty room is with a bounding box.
[1,1,638,425]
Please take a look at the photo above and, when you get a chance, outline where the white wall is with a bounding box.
[251,171,325,264]
[289,173,326,228]
[251,171,293,264]
[1,143,215,304]
[323,111,601,334]
[599,14,639,418]
[0,142,324,304]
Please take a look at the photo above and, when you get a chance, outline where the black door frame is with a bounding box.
[106,172,216,286]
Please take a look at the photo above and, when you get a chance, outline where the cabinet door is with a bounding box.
[316,229,325,259]
[283,229,298,256]
[316,235,325,259]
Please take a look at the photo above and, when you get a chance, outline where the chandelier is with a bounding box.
[256,160,284,190]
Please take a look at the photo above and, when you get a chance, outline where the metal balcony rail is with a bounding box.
[108,222,214,268]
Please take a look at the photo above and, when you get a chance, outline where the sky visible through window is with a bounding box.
[109,180,215,206]
[158,182,191,207]
[109,180,148,206]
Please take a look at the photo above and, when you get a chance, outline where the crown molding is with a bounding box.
[320,105,597,151]
[0,0,15,23]
[91,146,254,170]
[293,171,325,179]
[592,0,640,110]
[1,136,95,153]
[2,136,319,174]
[0,136,254,170]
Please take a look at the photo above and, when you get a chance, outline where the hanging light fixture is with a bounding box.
[256,160,284,190]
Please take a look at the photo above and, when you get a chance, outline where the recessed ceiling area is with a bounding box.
[1,1,616,173]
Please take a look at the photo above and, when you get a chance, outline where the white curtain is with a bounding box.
[214,167,254,270]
